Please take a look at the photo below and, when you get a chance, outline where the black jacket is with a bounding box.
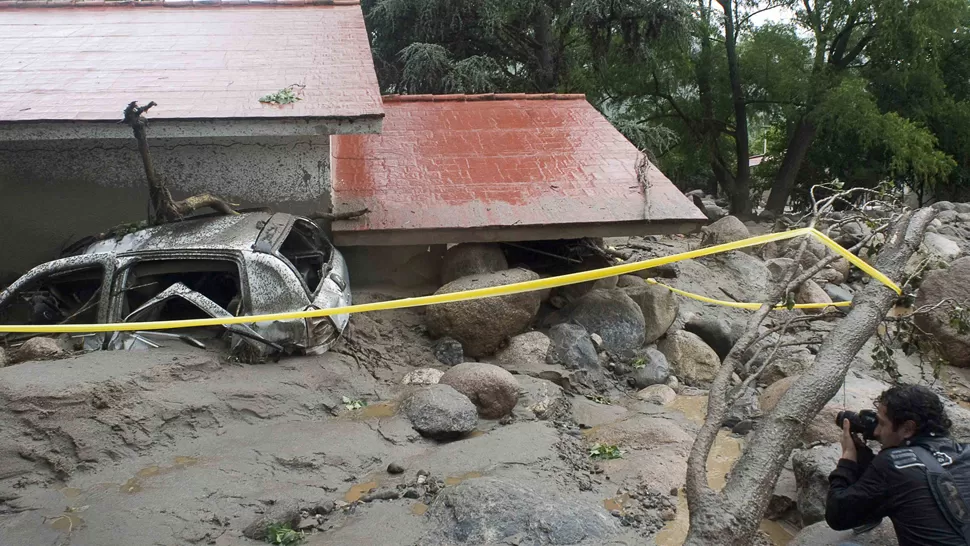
[826,437,969,546]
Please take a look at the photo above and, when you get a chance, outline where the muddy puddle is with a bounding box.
[48,456,201,534]
[655,396,794,545]
[343,480,380,503]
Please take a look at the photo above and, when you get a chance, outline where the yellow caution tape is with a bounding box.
[645,279,851,311]
[0,227,896,334]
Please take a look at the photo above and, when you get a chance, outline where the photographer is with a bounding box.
[826,385,970,545]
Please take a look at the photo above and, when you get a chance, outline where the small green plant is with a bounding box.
[259,84,305,106]
[266,523,304,545]
[342,396,367,411]
[631,358,646,369]
[589,443,624,460]
[584,394,611,405]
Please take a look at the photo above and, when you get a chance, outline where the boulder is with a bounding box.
[789,519,898,546]
[924,232,962,261]
[422,477,618,545]
[637,384,677,405]
[242,499,301,541]
[766,460,798,521]
[792,443,844,526]
[513,376,570,422]
[830,257,851,280]
[766,257,797,283]
[616,275,647,288]
[700,216,751,249]
[546,324,604,390]
[823,284,854,303]
[425,269,542,358]
[433,337,464,366]
[760,348,815,386]
[488,331,550,374]
[623,284,679,344]
[658,330,721,387]
[440,243,509,285]
[937,209,960,223]
[439,362,520,419]
[956,203,970,215]
[833,220,872,247]
[914,257,970,367]
[684,314,742,361]
[0,347,6,368]
[629,347,671,388]
[402,368,444,385]
[591,276,619,290]
[814,267,845,286]
[564,289,646,353]
[724,385,761,428]
[796,279,834,313]
[13,336,66,363]
[402,384,479,439]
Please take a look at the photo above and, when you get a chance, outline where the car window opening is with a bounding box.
[279,220,330,294]
[0,266,104,328]
[123,260,241,320]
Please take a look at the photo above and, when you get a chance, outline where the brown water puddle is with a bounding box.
[655,396,790,545]
[355,402,397,420]
[411,502,429,516]
[120,456,200,494]
[444,472,482,486]
[343,480,379,503]
[47,513,84,533]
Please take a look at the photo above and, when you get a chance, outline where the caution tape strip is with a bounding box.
[0,227,894,334]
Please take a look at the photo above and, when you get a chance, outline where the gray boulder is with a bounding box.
[637,384,676,405]
[402,384,478,439]
[433,337,464,366]
[439,362,520,420]
[796,279,834,312]
[684,314,742,361]
[658,330,721,386]
[402,368,444,385]
[823,284,854,303]
[488,331,551,375]
[792,443,842,526]
[629,347,671,388]
[700,215,751,249]
[546,324,604,390]
[426,268,542,358]
[514,376,570,422]
[914,256,970,367]
[623,284,679,344]
[790,519,898,546]
[564,289,645,353]
[760,347,815,386]
[616,275,647,288]
[242,499,301,541]
[766,257,797,283]
[422,477,619,545]
[441,243,509,285]
[724,385,761,428]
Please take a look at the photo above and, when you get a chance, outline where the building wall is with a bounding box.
[0,136,332,281]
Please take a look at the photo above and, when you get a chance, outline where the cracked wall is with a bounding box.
[0,136,332,280]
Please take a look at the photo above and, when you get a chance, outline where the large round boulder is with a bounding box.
[657,330,720,386]
[440,243,509,285]
[439,362,520,419]
[488,331,551,376]
[914,256,970,367]
[622,284,679,344]
[700,215,751,249]
[792,443,842,526]
[684,314,742,361]
[789,520,897,546]
[629,347,670,388]
[545,323,605,390]
[425,268,541,358]
[563,289,645,353]
[402,384,478,439]
[796,279,834,313]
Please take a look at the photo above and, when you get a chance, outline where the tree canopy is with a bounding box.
[362,0,970,215]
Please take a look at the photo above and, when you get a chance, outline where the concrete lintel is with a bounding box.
[0,115,382,141]
[333,221,707,247]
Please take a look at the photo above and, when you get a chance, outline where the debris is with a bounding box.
[258,84,306,106]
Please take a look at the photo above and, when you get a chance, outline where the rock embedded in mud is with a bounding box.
[628,347,670,388]
[636,384,676,405]
[657,330,720,387]
[562,289,646,353]
[700,215,751,249]
[795,279,833,313]
[684,314,742,361]
[488,331,551,374]
[792,443,842,526]
[425,269,542,358]
[440,243,509,285]
[546,324,599,371]
[723,385,761,428]
[387,462,405,474]
[313,501,335,515]
[402,384,478,439]
[403,367,445,385]
[433,337,464,366]
[242,499,302,541]
[914,256,970,367]
[13,336,66,363]
[622,284,678,344]
[421,477,619,545]
[790,519,898,545]
[439,362,520,420]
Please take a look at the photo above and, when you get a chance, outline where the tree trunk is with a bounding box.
[696,0,721,198]
[720,0,751,217]
[765,118,817,214]
[683,208,937,544]
[533,5,557,93]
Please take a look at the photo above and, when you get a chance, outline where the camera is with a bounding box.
[835,409,879,440]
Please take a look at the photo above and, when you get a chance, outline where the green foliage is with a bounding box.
[258,85,304,106]
[266,523,304,545]
[342,396,367,411]
[589,443,625,460]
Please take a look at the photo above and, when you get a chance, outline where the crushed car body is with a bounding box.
[0,212,351,358]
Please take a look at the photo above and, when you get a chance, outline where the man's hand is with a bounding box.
[841,420,858,461]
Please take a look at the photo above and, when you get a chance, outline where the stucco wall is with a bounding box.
[0,136,332,281]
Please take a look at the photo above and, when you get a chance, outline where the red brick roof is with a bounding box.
[330,94,707,245]
[0,1,382,123]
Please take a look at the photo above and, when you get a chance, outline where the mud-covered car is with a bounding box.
[0,212,351,358]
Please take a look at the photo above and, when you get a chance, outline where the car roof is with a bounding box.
[83,212,286,255]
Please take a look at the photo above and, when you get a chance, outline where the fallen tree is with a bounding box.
[123,101,237,225]
[683,192,937,544]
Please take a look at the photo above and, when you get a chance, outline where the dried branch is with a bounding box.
[313,208,371,222]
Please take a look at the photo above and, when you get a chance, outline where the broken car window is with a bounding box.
[278,219,331,294]
[0,265,104,328]
[121,259,242,319]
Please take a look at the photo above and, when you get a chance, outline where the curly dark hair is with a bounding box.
[877,385,952,437]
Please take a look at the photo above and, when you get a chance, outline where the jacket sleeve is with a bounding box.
[825,457,892,530]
